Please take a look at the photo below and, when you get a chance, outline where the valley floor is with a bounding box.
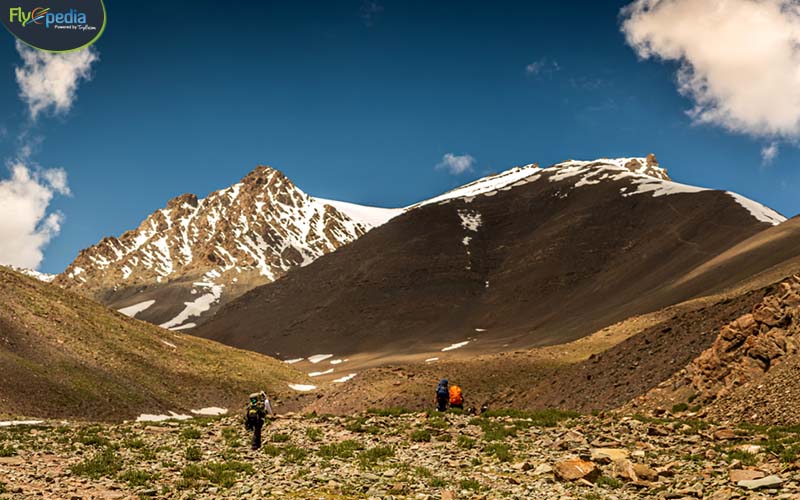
[0,411,798,499]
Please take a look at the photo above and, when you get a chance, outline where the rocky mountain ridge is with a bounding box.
[54,166,391,330]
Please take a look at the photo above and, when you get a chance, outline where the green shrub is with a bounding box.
[478,420,516,441]
[77,431,110,448]
[411,429,431,442]
[597,476,623,489]
[185,446,202,461]
[0,444,16,457]
[482,408,580,427]
[460,478,481,491]
[484,443,513,462]
[671,403,689,413]
[358,445,394,468]
[271,433,290,443]
[71,448,123,478]
[457,435,476,449]
[318,440,362,459]
[306,427,323,441]
[282,445,308,464]
[726,450,757,466]
[181,464,205,480]
[263,444,281,457]
[118,469,156,487]
[414,466,433,478]
[180,427,201,440]
[123,438,146,450]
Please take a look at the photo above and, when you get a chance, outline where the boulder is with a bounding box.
[553,459,599,482]
[729,469,765,482]
[590,448,629,463]
[737,474,783,490]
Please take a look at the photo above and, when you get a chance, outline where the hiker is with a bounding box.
[449,384,464,410]
[244,392,267,450]
[435,379,449,412]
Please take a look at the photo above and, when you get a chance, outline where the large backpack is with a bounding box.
[436,380,449,399]
[245,402,261,428]
[449,385,463,405]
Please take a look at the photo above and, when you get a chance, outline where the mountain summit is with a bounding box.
[55,166,391,329]
[196,155,787,369]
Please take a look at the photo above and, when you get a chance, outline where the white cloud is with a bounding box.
[525,58,560,77]
[761,142,779,165]
[0,163,69,269]
[621,0,800,139]
[436,153,476,175]
[14,41,99,120]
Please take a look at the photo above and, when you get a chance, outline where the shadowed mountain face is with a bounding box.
[0,266,308,421]
[195,157,788,361]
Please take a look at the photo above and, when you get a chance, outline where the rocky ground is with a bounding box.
[1,409,799,499]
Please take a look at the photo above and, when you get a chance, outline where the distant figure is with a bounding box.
[435,379,449,412]
[449,384,464,410]
[244,392,267,450]
[480,402,489,415]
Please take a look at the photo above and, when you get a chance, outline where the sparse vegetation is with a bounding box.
[282,445,308,464]
[180,427,201,440]
[597,476,623,489]
[71,447,123,479]
[318,439,362,459]
[118,468,156,487]
[358,445,394,468]
[457,435,476,449]
[411,428,431,442]
[271,433,290,443]
[483,442,513,462]
[367,407,412,417]
[184,446,202,461]
[305,427,323,441]
[671,403,689,413]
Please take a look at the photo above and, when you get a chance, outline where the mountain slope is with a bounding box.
[196,155,788,368]
[54,166,388,330]
[0,266,309,421]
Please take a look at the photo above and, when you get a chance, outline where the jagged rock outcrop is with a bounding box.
[679,276,800,402]
[637,275,800,424]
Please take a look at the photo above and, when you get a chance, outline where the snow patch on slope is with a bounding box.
[118,300,156,318]
[726,192,785,226]
[288,383,317,392]
[410,164,542,208]
[8,266,56,283]
[315,198,403,228]
[160,283,223,330]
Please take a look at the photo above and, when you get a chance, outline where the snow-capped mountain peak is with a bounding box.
[56,165,386,330]
[413,153,784,226]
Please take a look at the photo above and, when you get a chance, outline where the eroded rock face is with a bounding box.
[681,277,800,403]
[636,276,800,424]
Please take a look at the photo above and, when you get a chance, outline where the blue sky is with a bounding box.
[1,0,799,273]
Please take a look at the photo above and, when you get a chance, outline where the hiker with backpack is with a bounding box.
[244,391,273,450]
[435,379,450,412]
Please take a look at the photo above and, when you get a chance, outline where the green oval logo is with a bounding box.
[2,0,106,52]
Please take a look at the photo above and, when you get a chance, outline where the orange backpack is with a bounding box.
[449,385,463,405]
